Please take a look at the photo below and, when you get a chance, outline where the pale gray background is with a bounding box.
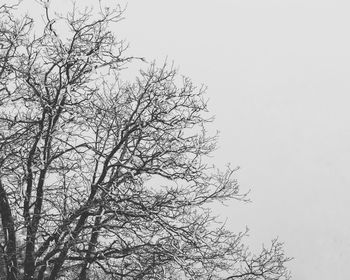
[24,0,350,279]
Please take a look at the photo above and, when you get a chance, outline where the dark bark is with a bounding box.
[0,181,17,280]
[79,207,103,280]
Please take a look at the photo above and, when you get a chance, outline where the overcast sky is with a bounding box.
[27,1,350,279]
[120,2,350,279]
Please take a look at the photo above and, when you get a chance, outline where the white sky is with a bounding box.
[23,0,350,279]
[118,2,350,279]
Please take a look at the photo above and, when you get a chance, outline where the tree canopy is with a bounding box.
[0,1,291,280]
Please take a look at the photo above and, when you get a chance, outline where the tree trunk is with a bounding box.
[0,224,6,280]
[0,181,18,280]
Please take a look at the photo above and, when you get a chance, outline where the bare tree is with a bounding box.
[0,2,291,280]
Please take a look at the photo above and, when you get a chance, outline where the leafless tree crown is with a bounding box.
[0,2,291,280]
